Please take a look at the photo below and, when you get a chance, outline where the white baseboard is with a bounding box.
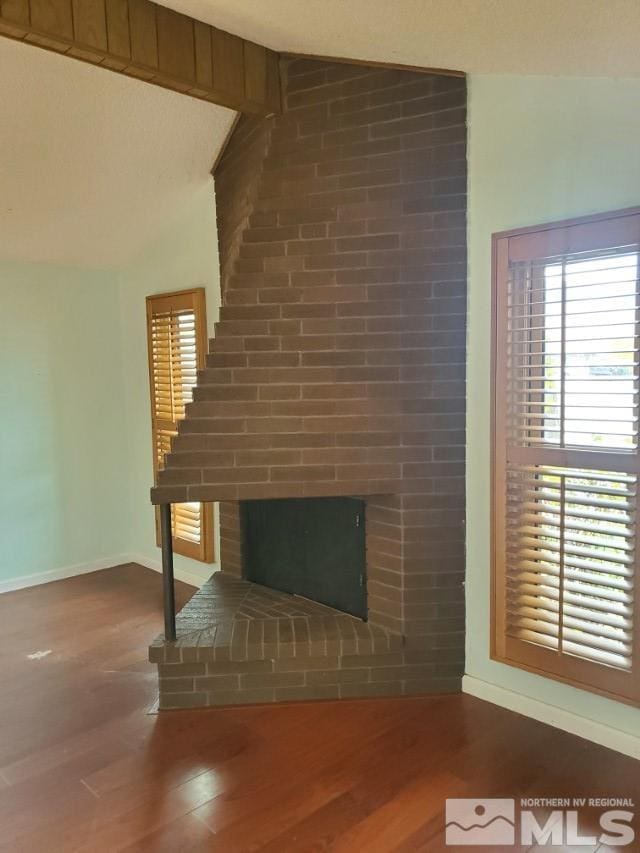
[0,555,131,594]
[463,675,640,761]
[0,553,212,595]
[126,553,210,589]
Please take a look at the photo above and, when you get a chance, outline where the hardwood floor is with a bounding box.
[0,564,637,852]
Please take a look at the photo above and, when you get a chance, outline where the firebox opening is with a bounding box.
[240,497,367,620]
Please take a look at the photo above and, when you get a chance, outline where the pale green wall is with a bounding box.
[467,75,640,737]
[0,181,221,590]
[0,261,127,587]
[118,179,221,584]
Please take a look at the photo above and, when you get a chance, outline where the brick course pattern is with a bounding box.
[151,573,460,709]
[151,59,466,675]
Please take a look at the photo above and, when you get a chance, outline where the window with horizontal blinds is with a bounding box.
[492,208,640,706]
[146,288,214,564]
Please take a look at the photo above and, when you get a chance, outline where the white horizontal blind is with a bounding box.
[508,251,638,451]
[494,210,640,704]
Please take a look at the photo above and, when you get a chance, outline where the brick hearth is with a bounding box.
[150,573,412,709]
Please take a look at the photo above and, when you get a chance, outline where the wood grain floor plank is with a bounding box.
[118,812,215,852]
[0,564,637,852]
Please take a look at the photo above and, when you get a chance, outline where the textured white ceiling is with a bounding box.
[160,0,640,77]
[0,38,235,268]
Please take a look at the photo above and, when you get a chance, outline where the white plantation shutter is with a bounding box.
[492,209,640,706]
[146,289,213,563]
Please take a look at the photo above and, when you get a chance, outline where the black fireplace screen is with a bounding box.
[241,497,367,619]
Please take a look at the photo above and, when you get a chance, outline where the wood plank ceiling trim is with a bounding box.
[0,0,282,115]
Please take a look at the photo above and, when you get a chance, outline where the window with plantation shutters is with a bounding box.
[146,288,213,563]
[492,208,640,706]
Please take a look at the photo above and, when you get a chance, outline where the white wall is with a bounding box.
[466,75,640,753]
[0,261,128,590]
[118,180,222,586]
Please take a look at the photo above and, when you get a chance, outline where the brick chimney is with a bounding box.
[151,58,466,648]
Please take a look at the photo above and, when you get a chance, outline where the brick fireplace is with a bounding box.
[150,58,467,708]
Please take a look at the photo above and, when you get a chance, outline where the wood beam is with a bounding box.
[0,0,282,115]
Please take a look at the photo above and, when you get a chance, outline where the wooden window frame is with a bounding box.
[146,287,214,564]
[491,206,640,707]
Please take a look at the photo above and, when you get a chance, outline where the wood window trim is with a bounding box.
[146,287,214,564]
[491,206,640,708]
